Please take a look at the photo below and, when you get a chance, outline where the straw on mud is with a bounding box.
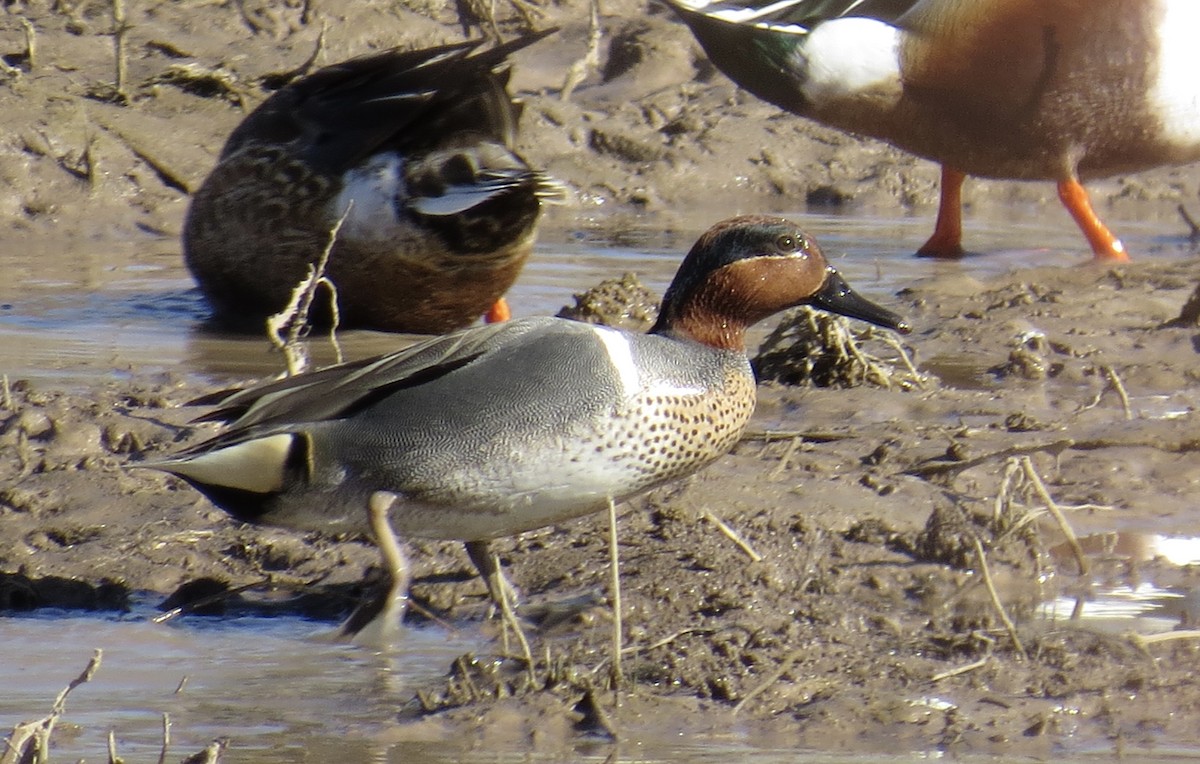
[620,626,718,656]
[102,119,192,193]
[877,330,929,389]
[767,436,802,480]
[733,647,803,715]
[1018,456,1090,576]
[1130,629,1200,648]
[1101,365,1133,420]
[971,536,1028,660]
[931,656,990,683]
[703,510,762,562]
[267,204,348,376]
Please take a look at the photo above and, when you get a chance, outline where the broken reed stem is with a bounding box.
[156,713,171,764]
[971,536,1028,660]
[266,203,349,376]
[1,649,103,764]
[607,497,624,693]
[877,330,928,388]
[1100,365,1133,420]
[112,0,128,101]
[1018,456,1090,576]
[560,0,600,100]
[21,17,36,71]
[703,510,763,562]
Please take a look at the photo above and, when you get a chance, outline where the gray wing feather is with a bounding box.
[199,317,560,431]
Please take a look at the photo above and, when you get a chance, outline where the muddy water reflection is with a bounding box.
[1041,534,1200,634]
[0,611,481,763]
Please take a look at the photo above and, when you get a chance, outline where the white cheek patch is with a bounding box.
[333,154,407,242]
[801,18,902,105]
[591,325,642,398]
[1149,2,1200,147]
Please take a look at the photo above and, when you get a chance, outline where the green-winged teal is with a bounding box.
[149,215,909,676]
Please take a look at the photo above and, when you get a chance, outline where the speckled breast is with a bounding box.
[602,364,757,490]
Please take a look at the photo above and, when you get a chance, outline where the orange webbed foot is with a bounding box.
[1057,177,1129,262]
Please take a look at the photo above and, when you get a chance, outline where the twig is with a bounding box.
[1018,456,1090,576]
[1,374,12,411]
[107,729,120,764]
[931,656,989,682]
[703,510,762,562]
[971,536,1027,660]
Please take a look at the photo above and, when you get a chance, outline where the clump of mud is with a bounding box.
[752,307,930,389]
[556,272,660,331]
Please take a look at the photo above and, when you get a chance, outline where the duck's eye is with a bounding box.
[776,234,801,253]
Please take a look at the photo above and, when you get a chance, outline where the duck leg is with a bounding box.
[916,166,967,259]
[464,539,535,671]
[1057,176,1129,261]
[337,491,410,643]
[606,496,624,689]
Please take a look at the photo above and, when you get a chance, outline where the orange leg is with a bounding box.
[484,297,512,323]
[917,166,967,259]
[1056,177,1129,262]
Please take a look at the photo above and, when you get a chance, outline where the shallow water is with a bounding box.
[0,610,483,763]
[4,206,1194,387]
[4,207,1200,761]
